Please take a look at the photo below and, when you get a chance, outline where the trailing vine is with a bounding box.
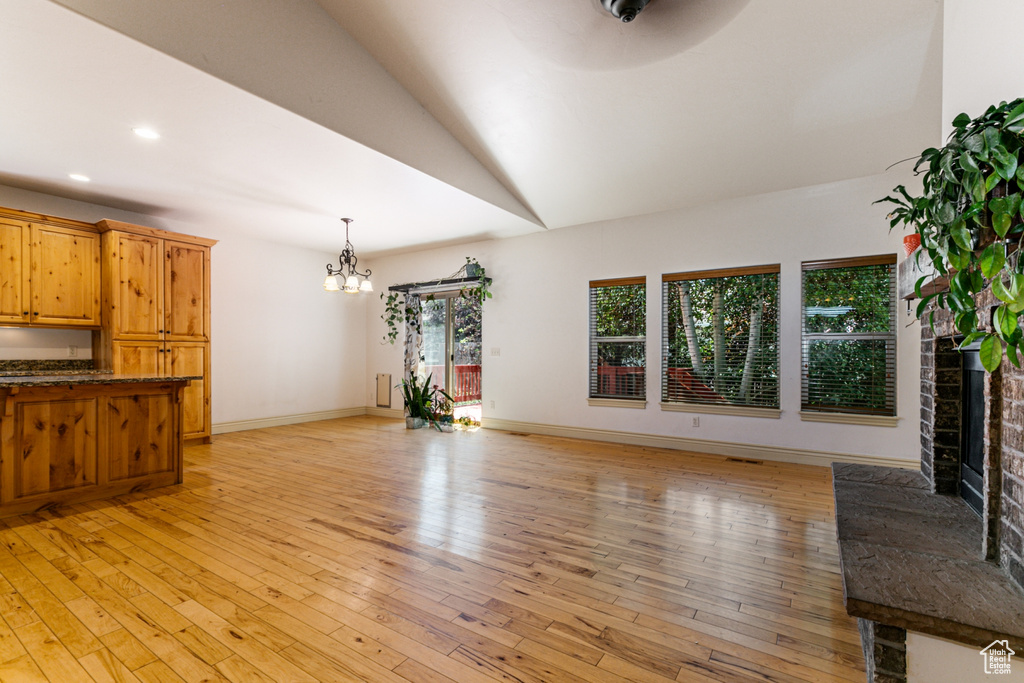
[380,257,492,345]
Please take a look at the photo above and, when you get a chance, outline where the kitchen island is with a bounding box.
[0,373,198,518]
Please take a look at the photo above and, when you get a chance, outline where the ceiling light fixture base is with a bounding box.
[600,0,651,23]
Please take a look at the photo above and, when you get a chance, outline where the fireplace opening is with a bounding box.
[960,345,984,516]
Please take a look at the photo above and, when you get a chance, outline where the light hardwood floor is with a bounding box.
[0,416,864,682]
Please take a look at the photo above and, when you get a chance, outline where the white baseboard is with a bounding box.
[366,406,404,419]
[482,418,919,470]
[212,407,369,435]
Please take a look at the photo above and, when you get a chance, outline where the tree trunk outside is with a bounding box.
[713,283,725,386]
[739,299,763,401]
[677,282,705,378]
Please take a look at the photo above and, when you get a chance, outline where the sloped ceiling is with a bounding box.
[0,0,941,255]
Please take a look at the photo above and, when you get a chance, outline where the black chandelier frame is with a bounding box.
[326,218,372,286]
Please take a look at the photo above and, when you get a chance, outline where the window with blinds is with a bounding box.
[801,255,897,416]
[661,266,779,408]
[589,277,646,400]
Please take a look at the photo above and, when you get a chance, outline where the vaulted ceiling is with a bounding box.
[0,0,942,255]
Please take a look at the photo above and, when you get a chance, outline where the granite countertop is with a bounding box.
[0,373,201,388]
[832,462,1024,649]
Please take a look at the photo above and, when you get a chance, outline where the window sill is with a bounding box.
[659,403,781,419]
[800,411,899,427]
[588,398,647,409]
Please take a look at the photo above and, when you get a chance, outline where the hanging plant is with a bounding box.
[877,98,1024,371]
[459,257,492,308]
[380,291,424,345]
[380,257,492,345]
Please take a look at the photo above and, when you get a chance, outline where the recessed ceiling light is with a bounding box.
[68,173,91,182]
[132,127,160,140]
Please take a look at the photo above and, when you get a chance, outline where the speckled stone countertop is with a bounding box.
[0,359,95,374]
[0,373,201,388]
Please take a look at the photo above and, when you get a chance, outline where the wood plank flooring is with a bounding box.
[0,416,865,682]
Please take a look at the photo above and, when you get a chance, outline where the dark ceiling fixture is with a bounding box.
[324,218,373,293]
[601,0,651,23]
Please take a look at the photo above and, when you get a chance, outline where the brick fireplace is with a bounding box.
[920,302,1024,588]
[833,293,1024,683]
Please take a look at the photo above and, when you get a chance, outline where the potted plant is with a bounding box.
[877,98,1024,371]
[432,391,455,432]
[400,373,435,429]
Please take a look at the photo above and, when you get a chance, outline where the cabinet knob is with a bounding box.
[22,311,28,315]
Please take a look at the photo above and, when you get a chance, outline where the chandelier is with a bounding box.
[323,218,372,293]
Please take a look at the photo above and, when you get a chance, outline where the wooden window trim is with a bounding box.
[590,276,646,288]
[662,264,780,282]
[802,254,896,271]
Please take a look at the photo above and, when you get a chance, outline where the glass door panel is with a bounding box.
[451,295,482,421]
[421,298,447,392]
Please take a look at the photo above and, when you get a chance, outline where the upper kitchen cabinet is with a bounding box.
[102,231,164,339]
[165,240,209,341]
[97,221,214,342]
[32,224,102,327]
[0,214,100,328]
[0,218,28,324]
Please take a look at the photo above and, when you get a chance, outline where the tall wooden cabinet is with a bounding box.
[0,215,100,328]
[95,220,216,442]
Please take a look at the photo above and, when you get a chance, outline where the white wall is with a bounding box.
[365,170,921,463]
[0,184,367,424]
[942,0,1024,139]
[0,328,92,361]
[908,632,1024,682]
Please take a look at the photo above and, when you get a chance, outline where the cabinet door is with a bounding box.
[112,342,165,375]
[168,342,209,439]
[3,398,99,502]
[106,393,175,481]
[31,225,101,327]
[164,241,208,341]
[112,233,163,339]
[0,218,29,324]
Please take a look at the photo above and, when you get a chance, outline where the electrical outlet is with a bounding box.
[490,400,495,409]
[491,347,501,356]
[692,416,700,427]
[67,345,78,358]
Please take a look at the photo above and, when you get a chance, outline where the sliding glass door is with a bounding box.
[421,292,482,420]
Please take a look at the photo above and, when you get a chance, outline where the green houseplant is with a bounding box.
[877,98,1024,371]
[399,373,453,431]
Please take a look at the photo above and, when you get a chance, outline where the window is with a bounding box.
[589,278,646,403]
[662,266,779,410]
[801,255,897,416]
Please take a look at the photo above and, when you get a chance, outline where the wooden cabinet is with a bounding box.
[0,380,186,518]
[111,341,210,440]
[0,218,28,324]
[0,217,100,327]
[97,220,215,442]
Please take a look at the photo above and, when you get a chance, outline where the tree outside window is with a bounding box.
[662,266,780,409]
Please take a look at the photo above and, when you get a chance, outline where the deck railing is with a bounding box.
[594,366,645,397]
[422,364,482,403]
